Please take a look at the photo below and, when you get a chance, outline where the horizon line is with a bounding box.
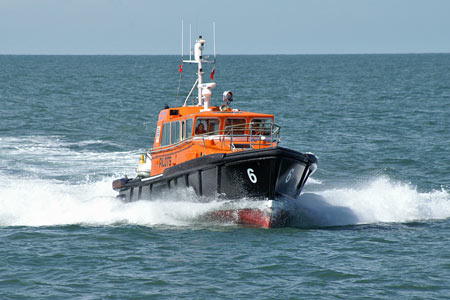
[1,52,449,56]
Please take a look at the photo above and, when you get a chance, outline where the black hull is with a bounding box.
[114,147,317,203]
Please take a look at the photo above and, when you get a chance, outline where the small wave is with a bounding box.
[0,135,127,154]
[306,177,322,185]
[72,139,121,147]
[0,135,139,181]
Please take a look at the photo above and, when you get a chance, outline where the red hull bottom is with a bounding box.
[205,205,289,228]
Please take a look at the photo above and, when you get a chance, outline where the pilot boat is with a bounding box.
[112,35,317,228]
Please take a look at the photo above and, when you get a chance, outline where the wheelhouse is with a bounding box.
[154,107,277,146]
[148,105,281,176]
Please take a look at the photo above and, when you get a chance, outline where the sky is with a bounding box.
[0,0,449,55]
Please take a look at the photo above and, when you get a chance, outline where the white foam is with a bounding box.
[306,177,322,185]
[0,135,254,227]
[2,175,448,228]
[0,135,139,181]
[2,136,449,228]
[295,176,450,227]
[0,176,236,227]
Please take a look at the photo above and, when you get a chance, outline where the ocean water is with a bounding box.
[1,54,450,299]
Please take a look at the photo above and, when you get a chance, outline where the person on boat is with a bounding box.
[207,122,216,134]
[195,123,207,135]
[223,91,233,105]
[251,120,261,135]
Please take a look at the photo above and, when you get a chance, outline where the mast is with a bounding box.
[189,24,192,61]
[181,20,184,58]
[213,22,216,61]
[194,36,204,106]
[182,35,216,110]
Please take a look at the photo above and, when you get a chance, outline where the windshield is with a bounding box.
[195,118,220,135]
[250,118,273,135]
[225,118,246,135]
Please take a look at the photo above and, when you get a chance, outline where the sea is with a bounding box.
[1,54,450,299]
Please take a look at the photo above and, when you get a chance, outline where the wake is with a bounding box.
[0,175,449,228]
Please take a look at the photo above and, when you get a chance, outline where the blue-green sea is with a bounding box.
[1,54,450,299]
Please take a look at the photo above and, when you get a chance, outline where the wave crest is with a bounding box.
[300,176,450,227]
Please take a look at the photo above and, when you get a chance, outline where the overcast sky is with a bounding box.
[1,0,449,55]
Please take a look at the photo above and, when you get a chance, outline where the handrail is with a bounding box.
[145,122,281,155]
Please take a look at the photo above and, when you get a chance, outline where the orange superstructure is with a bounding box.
[148,105,278,176]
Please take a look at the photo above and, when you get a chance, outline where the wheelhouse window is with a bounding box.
[181,120,185,140]
[195,118,220,135]
[225,118,246,135]
[186,118,193,138]
[206,119,219,135]
[161,123,171,146]
[250,118,272,135]
[171,121,180,144]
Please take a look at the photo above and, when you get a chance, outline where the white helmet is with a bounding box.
[223,90,233,103]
